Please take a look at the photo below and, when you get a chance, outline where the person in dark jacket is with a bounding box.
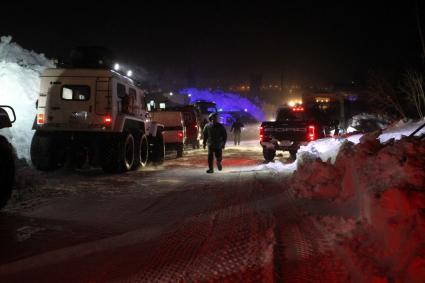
[203,112,227,173]
[230,118,244,146]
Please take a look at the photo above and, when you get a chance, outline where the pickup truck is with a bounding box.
[260,106,326,161]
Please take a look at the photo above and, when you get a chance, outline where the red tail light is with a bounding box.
[37,113,45,124]
[259,126,264,142]
[292,107,304,112]
[178,131,183,140]
[103,115,112,127]
[308,125,316,141]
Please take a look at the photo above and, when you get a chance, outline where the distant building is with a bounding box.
[249,74,263,93]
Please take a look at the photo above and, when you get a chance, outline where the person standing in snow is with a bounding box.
[203,113,227,173]
[230,118,244,146]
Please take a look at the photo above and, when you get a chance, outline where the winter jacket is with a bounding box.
[203,122,227,148]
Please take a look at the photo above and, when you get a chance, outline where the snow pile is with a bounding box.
[0,36,54,160]
[379,119,425,143]
[293,132,425,200]
[297,138,348,165]
[255,160,297,174]
[297,119,425,167]
[347,113,390,133]
[292,133,425,281]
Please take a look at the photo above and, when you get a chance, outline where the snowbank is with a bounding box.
[297,119,425,166]
[0,36,54,160]
[347,113,390,133]
[255,161,297,174]
[291,130,425,281]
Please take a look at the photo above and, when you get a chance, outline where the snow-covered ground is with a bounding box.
[1,37,425,282]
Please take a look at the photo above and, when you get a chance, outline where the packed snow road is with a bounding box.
[1,141,354,282]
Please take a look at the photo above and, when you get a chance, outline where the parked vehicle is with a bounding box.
[149,110,185,157]
[260,105,326,161]
[31,68,165,173]
[194,100,217,125]
[0,106,16,208]
[175,106,200,149]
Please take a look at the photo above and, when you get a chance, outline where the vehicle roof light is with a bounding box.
[292,107,304,112]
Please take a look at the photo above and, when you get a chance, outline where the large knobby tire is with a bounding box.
[30,131,62,171]
[149,132,165,165]
[102,133,135,173]
[0,136,14,209]
[263,147,276,162]
[132,134,149,170]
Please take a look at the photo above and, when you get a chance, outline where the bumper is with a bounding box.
[260,140,308,151]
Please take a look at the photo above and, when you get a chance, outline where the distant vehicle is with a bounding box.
[31,68,165,173]
[177,106,201,149]
[260,105,327,161]
[163,105,201,149]
[0,106,16,208]
[193,101,217,123]
[149,111,185,157]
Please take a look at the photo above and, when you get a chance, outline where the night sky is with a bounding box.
[1,1,423,85]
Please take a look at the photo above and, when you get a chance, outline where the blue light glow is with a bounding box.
[179,88,265,121]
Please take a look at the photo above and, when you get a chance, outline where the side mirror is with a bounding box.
[0,106,15,129]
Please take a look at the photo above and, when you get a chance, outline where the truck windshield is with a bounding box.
[276,108,304,121]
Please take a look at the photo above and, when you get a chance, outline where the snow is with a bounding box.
[255,160,297,174]
[379,118,425,142]
[348,112,390,132]
[0,36,54,161]
[289,123,425,281]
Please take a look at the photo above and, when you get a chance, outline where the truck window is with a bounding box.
[117,83,126,98]
[276,108,304,121]
[61,85,90,101]
[123,88,136,114]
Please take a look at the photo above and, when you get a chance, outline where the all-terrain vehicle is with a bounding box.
[0,106,16,208]
[31,68,165,173]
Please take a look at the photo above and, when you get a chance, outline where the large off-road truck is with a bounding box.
[0,106,16,208]
[31,68,165,173]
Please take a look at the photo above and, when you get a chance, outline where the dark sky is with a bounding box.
[1,1,423,85]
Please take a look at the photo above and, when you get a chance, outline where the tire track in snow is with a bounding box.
[272,188,349,283]
[117,171,277,282]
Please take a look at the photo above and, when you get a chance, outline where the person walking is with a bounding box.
[230,118,244,146]
[203,113,227,173]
